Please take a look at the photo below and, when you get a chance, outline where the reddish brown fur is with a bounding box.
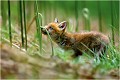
[42,20,109,58]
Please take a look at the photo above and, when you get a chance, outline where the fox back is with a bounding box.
[42,19,109,58]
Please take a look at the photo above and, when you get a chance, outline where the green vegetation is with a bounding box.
[97,1,102,32]
[55,41,120,70]
[23,1,27,50]
[8,0,12,46]
[34,1,43,54]
[1,0,119,79]
[82,8,90,31]
[19,1,24,47]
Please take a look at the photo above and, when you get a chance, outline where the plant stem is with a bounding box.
[23,1,27,50]
[97,1,102,32]
[19,1,24,47]
[110,1,115,45]
[82,8,90,31]
[34,1,42,54]
[8,0,12,46]
[1,1,7,29]
[75,1,79,32]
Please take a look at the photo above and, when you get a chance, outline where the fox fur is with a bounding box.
[42,18,109,58]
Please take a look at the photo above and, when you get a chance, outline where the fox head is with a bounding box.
[42,18,67,39]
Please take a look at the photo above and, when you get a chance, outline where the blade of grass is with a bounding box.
[82,8,90,31]
[97,1,102,32]
[112,1,119,50]
[38,13,54,57]
[110,1,115,45]
[27,15,36,33]
[34,1,42,54]
[19,1,24,47]
[23,1,27,50]
[119,21,120,51]
[1,1,7,29]
[8,0,12,46]
[26,12,54,56]
[44,27,54,57]
[75,1,79,32]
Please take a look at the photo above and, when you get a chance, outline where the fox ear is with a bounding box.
[54,18,58,23]
[58,21,67,31]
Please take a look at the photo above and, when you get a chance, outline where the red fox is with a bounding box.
[42,18,109,58]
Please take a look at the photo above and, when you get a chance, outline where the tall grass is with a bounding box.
[82,8,90,31]
[8,0,12,46]
[19,1,24,47]
[45,28,54,57]
[56,41,119,71]
[75,1,79,32]
[23,1,27,50]
[25,1,54,56]
[119,24,120,51]
[110,1,115,45]
[34,1,42,54]
[98,43,119,70]
[1,1,7,29]
[97,1,102,32]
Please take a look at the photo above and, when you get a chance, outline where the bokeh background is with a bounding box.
[0,0,120,79]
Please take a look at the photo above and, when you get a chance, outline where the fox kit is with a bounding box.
[42,18,109,58]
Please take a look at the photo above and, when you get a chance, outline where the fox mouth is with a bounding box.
[41,28,48,35]
[42,30,47,35]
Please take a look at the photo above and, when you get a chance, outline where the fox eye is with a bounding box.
[49,27,53,30]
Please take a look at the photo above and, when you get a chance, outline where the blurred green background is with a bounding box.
[0,1,120,79]
[1,1,119,28]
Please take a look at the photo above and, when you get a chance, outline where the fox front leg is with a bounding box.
[71,49,83,58]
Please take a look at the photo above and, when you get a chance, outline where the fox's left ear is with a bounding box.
[58,21,67,31]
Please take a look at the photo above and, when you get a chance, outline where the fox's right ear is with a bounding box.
[54,18,58,23]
